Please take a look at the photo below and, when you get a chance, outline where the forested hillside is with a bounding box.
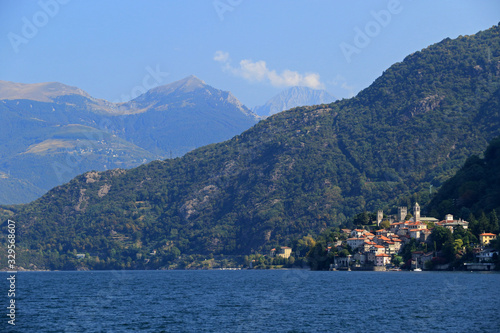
[2,25,500,270]
[426,135,500,234]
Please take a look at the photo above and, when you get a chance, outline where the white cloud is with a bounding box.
[330,74,355,97]
[214,51,323,89]
[213,50,229,63]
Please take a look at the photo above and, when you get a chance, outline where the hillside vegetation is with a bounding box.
[427,135,500,230]
[2,25,500,270]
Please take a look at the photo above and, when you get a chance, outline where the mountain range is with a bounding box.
[2,24,500,270]
[0,76,259,204]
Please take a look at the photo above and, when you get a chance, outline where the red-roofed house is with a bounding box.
[375,253,391,266]
[409,229,422,239]
[383,241,396,254]
[397,227,409,237]
[436,214,469,233]
[390,238,402,252]
[479,233,497,246]
[351,229,366,238]
[390,222,403,233]
[363,240,378,252]
[371,245,386,254]
[347,237,366,250]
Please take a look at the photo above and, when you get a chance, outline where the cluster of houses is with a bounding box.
[326,203,498,270]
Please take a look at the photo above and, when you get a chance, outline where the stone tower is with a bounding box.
[377,210,383,226]
[398,207,407,222]
[413,202,420,222]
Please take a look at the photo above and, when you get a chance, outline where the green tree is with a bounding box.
[453,239,463,252]
[380,220,391,229]
[431,225,453,251]
[392,255,403,267]
[442,240,457,263]
[353,211,370,227]
[307,243,329,270]
[478,212,490,234]
[489,210,499,234]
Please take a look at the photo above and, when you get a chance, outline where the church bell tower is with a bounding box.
[413,202,420,222]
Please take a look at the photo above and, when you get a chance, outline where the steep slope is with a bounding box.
[3,25,500,269]
[0,76,258,203]
[253,86,335,117]
[426,135,500,219]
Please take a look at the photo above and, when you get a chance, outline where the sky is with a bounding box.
[0,0,499,108]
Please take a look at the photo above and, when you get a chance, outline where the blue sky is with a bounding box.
[1,0,499,108]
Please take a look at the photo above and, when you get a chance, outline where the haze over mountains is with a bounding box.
[3,25,500,270]
[253,86,336,117]
[0,76,259,204]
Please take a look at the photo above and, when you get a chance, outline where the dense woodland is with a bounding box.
[1,25,500,270]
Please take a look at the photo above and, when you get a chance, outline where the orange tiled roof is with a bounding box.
[480,233,497,236]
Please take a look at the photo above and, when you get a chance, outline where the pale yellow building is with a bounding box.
[271,246,292,259]
[479,233,497,246]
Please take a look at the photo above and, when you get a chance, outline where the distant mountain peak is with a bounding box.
[0,80,91,103]
[148,75,207,95]
[127,75,258,119]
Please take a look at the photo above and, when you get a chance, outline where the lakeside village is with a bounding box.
[59,202,498,271]
[271,203,499,272]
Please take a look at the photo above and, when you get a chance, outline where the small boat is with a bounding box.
[412,260,422,271]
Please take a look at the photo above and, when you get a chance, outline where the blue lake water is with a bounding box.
[1,270,499,332]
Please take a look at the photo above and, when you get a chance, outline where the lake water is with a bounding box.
[1,270,499,332]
